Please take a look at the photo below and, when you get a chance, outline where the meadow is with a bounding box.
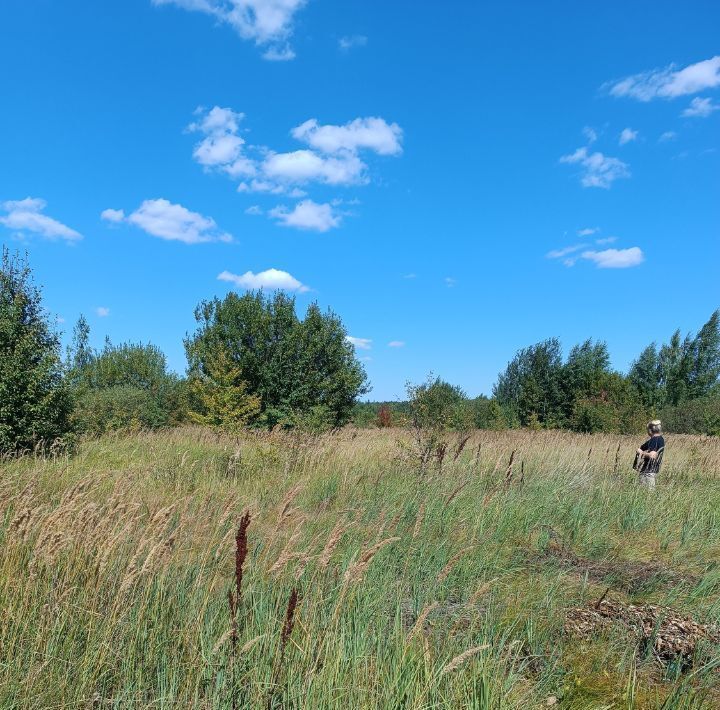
[1,427,720,709]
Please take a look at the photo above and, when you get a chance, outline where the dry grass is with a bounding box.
[0,425,719,708]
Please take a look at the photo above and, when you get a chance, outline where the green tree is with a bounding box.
[493,338,564,427]
[628,343,662,410]
[0,248,72,453]
[188,348,261,434]
[185,291,368,428]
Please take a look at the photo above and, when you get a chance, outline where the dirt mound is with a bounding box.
[565,599,719,662]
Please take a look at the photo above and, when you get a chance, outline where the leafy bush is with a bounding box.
[71,386,170,434]
[659,394,720,436]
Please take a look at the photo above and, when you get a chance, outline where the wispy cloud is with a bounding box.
[96,307,110,317]
[151,0,307,60]
[388,340,405,348]
[581,247,644,269]
[103,198,232,244]
[605,55,720,101]
[0,198,82,243]
[659,131,677,142]
[619,127,638,145]
[577,227,599,237]
[546,243,587,259]
[444,277,457,288]
[339,34,367,51]
[560,147,630,188]
[681,96,719,118]
[595,236,617,245]
[346,336,372,350]
[218,268,309,292]
[582,126,598,144]
[269,199,341,232]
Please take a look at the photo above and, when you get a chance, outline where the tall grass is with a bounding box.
[1,426,719,708]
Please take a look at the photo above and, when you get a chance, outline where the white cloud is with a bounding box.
[0,197,82,243]
[619,127,638,145]
[245,205,263,215]
[388,340,405,348]
[96,307,110,317]
[346,336,372,350]
[269,200,341,231]
[595,236,617,245]
[152,0,307,59]
[582,126,598,143]
[292,117,403,156]
[577,227,599,237]
[262,149,366,185]
[262,44,296,61]
[101,208,125,223]
[189,107,402,198]
[339,34,367,51]
[659,131,677,142]
[581,247,644,269]
[546,243,587,260]
[218,268,309,292]
[606,55,720,101]
[681,96,719,118]
[116,198,232,244]
[445,277,457,287]
[403,273,417,279]
[560,147,630,188]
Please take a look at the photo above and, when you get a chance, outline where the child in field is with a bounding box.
[633,420,665,488]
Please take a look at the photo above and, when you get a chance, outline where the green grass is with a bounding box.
[1,427,719,708]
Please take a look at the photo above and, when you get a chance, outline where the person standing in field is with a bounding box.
[634,420,665,488]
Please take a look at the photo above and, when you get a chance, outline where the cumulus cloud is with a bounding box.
[269,199,340,231]
[619,127,638,145]
[681,96,719,118]
[560,147,630,188]
[189,107,402,198]
[0,197,82,243]
[96,307,110,317]
[581,247,644,269]
[346,336,372,350]
[218,268,309,291]
[291,117,403,156]
[388,340,405,348]
[101,208,125,223]
[105,198,233,244]
[339,34,367,51]
[606,55,720,101]
[262,149,366,185]
[152,0,307,59]
[187,106,256,178]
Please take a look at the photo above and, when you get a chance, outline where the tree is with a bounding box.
[185,291,368,428]
[188,347,261,434]
[687,310,720,400]
[561,340,611,417]
[628,344,662,410]
[0,249,72,453]
[494,338,564,427]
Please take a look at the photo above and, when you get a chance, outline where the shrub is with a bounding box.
[72,386,170,434]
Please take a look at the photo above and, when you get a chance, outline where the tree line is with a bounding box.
[1,248,718,454]
[355,312,720,436]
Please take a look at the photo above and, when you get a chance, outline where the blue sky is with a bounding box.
[1,0,718,400]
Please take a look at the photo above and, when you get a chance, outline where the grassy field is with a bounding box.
[1,427,720,709]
